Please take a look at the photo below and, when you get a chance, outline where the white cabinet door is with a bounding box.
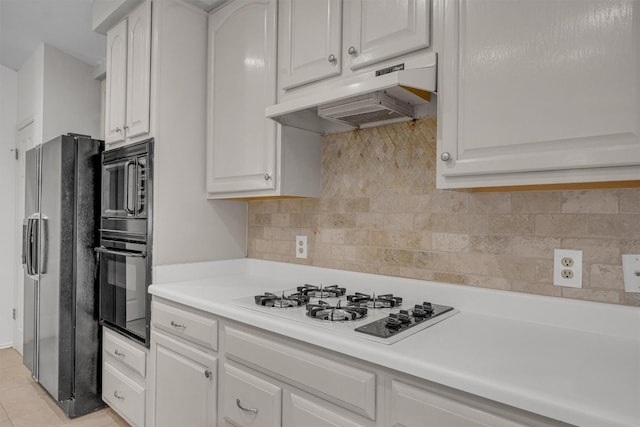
[207,0,278,194]
[125,0,151,140]
[346,0,430,71]
[438,0,640,189]
[105,18,128,145]
[279,0,343,90]
[150,331,217,427]
[390,381,526,427]
[283,392,366,427]
[222,363,282,427]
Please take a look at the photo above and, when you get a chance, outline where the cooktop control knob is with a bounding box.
[385,313,402,329]
[413,304,428,318]
[422,302,435,314]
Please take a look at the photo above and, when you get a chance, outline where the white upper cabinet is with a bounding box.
[279,0,343,90]
[207,0,321,199]
[104,0,151,147]
[105,18,128,144]
[208,0,278,194]
[346,0,430,71]
[437,0,640,189]
[125,0,152,140]
[277,0,431,99]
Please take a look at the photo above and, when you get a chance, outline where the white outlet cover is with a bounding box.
[553,249,582,288]
[295,235,307,259]
[622,254,640,293]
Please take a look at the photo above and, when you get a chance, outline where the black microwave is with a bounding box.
[101,140,151,219]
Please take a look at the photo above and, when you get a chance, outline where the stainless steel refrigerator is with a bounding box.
[22,134,104,417]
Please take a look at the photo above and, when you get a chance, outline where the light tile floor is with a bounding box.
[0,348,130,427]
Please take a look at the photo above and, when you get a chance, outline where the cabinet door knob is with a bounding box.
[441,152,451,161]
[123,125,129,131]
[348,46,357,55]
[204,369,212,379]
[236,399,259,414]
[113,391,125,400]
[264,173,272,181]
[327,54,337,63]
[114,349,125,358]
[115,127,122,133]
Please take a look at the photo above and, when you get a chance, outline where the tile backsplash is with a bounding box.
[248,118,640,307]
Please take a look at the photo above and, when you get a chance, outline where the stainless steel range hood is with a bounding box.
[266,53,437,134]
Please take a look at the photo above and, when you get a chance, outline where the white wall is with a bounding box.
[17,44,44,147]
[42,44,101,141]
[0,65,18,348]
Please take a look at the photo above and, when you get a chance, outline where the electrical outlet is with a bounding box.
[554,249,582,288]
[296,235,307,259]
[622,254,640,293]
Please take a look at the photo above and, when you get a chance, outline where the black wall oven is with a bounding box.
[97,140,153,346]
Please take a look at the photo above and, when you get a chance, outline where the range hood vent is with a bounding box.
[266,53,437,134]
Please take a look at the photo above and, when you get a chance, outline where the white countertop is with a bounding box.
[149,259,640,427]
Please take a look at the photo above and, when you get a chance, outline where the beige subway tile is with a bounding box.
[432,272,468,285]
[450,253,504,276]
[512,281,562,297]
[247,226,264,240]
[469,235,512,254]
[589,264,624,290]
[432,233,469,252]
[418,213,488,234]
[269,213,290,227]
[621,239,640,253]
[300,198,321,213]
[382,213,415,231]
[513,236,560,259]
[560,238,621,264]
[561,190,619,214]
[370,230,393,247]
[534,214,587,236]
[355,246,384,263]
[272,240,293,255]
[344,230,370,245]
[489,214,533,235]
[254,239,273,253]
[511,192,562,213]
[344,198,370,212]
[619,189,640,213]
[263,227,281,240]
[320,197,342,212]
[561,288,620,304]
[355,213,385,229]
[316,229,345,244]
[290,213,318,228]
[430,191,469,213]
[466,275,512,291]
[588,214,640,237]
[382,249,414,267]
[318,213,357,228]
[331,245,357,261]
[415,251,451,271]
[371,195,430,213]
[279,199,302,212]
[469,193,511,213]
[251,213,271,226]
[500,257,539,282]
[280,227,315,241]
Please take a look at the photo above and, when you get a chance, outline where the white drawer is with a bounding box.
[152,300,218,350]
[284,391,367,427]
[224,326,376,419]
[103,328,147,377]
[222,363,281,427]
[103,361,146,427]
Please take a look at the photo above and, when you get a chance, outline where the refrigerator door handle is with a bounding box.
[39,216,48,275]
[22,220,28,265]
[95,246,146,258]
[26,213,40,277]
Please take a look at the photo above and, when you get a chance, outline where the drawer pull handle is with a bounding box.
[113,391,125,400]
[236,399,259,414]
[114,349,125,358]
[204,369,212,379]
[170,320,186,329]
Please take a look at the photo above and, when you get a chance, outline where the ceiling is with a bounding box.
[0,0,106,71]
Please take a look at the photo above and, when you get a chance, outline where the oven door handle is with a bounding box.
[124,160,136,215]
[94,246,146,258]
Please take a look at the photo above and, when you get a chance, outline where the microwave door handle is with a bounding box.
[95,247,146,258]
[124,160,136,215]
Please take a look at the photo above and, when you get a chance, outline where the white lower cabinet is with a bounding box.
[102,328,148,427]
[221,363,282,427]
[149,299,219,427]
[283,391,368,427]
[388,380,527,427]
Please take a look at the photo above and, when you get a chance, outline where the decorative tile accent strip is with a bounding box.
[248,118,640,307]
